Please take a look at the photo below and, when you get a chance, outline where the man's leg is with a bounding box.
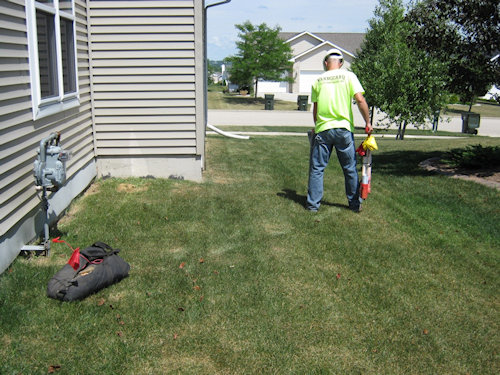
[306,132,333,211]
[333,130,361,210]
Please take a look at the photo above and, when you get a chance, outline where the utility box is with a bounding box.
[461,112,480,134]
[24,132,70,255]
[34,133,70,189]
[265,94,274,110]
[297,95,309,111]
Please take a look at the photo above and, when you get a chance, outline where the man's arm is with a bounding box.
[354,92,373,134]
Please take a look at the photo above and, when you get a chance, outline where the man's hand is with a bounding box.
[365,123,373,134]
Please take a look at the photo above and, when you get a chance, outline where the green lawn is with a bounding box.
[446,101,500,118]
[208,89,304,111]
[1,135,499,374]
[208,87,500,118]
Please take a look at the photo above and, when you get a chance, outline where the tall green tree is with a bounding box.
[226,21,293,98]
[351,0,449,139]
[408,0,500,108]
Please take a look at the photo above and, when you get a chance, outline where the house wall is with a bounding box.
[0,0,96,273]
[289,34,321,56]
[298,48,353,71]
[258,80,289,94]
[88,0,205,181]
[292,46,353,94]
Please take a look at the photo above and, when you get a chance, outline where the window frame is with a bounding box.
[26,0,79,120]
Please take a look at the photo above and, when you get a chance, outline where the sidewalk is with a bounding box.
[208,109,500,137]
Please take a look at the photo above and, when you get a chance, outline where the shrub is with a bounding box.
[444,144,500,169]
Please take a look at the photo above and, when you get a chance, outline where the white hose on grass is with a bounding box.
[207,123,250,140]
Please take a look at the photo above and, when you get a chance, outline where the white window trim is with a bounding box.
[26,0,80,120]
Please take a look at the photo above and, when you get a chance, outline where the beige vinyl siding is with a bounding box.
[0,0,94,237]
[88,0,205,161]
[289,34,321,56]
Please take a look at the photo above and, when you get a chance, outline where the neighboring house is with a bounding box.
[211,72,223,84]
[481,54,499,102]
[482,85,500,102]
[0,0,207,274]
[219,63,238,92]
[259,31,365,94]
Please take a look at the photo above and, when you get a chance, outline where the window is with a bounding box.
[26,0,79,119]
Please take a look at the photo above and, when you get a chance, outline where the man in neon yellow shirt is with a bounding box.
[306,49,372,212]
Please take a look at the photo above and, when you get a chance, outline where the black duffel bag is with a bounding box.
[47,242,130,302]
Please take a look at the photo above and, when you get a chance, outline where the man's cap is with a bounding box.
[324,48,344,61]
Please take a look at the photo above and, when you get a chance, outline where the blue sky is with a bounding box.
[206,0,381,60]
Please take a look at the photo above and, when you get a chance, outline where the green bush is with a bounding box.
[444,144,500,169]
[447,93,461,104]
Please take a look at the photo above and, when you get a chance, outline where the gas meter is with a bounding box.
[22,132,70,255]
[33,132,70,190]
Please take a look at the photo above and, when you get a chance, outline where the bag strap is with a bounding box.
[78,242,120,262]
[55,260,89,299]
[91,242,120,256]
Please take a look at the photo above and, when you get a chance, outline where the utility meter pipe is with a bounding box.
[38,132,60,164]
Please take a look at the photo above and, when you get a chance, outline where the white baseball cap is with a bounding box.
[324,48,344,61]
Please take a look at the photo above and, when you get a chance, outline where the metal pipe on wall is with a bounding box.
[203,1,248,140]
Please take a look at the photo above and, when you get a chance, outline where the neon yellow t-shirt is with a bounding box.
[311,69,364,133]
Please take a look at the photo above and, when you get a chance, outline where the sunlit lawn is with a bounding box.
[0,135,498,374]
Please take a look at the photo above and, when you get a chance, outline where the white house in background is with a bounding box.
[481,54,499,102]
[483,85,500,102]
[0,0,208,274]
[259,31,365,94]
[221,64,239,92]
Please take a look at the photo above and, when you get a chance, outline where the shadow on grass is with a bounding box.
[277,151,444,208]
[277,188,348,210]
[373,149,444,177]
[223,95,264,106]
[443,108,473,117]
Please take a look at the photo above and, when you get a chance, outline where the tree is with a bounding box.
[408,0,500,108]
[351,0,449,139]
[226,21,293,97]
